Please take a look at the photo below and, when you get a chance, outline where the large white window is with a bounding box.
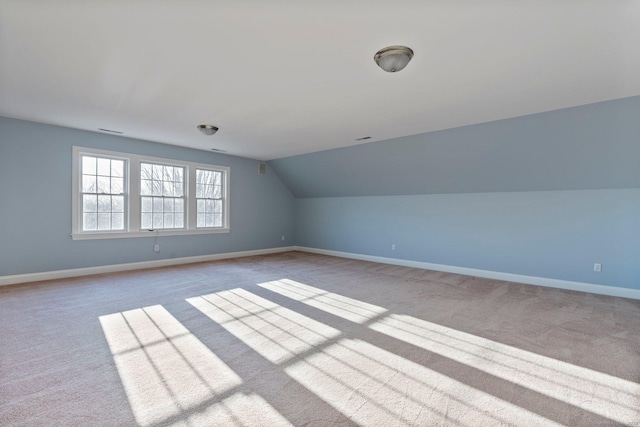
[72,147,229,240]
[140,162,185,230]
[196,168,224,228]
[81,155,127,231]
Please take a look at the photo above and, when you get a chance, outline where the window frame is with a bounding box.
[195,168,225,229]
[72,146,230,240]
[140,161,187,231]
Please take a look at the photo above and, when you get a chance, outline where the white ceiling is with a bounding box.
[1,1,639,161]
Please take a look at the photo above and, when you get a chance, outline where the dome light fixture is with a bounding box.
[374,45,414,73]
[197,124,219,136]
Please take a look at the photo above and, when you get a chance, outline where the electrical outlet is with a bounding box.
[281,235,285,241]
[593,263,601,272]
[391,244,396,250]
[154,244,160,253]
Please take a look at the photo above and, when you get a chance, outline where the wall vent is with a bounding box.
[259,163,267,175]
[355,136,371,141]
[210,148,227,153]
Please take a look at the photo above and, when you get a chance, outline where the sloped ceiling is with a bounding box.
[1,1,639,160]
[269,97,640,197]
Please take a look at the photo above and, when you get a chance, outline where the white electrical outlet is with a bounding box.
[391,244,396,250]
[593,263,601,272]
[154,244,160,253]
[281,235,285,241]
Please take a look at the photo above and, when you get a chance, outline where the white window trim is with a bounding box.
[72,146,230,240]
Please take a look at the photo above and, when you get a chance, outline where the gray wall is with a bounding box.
[295,190,640,289]
[271,97,640,290]
[0,117,295,276]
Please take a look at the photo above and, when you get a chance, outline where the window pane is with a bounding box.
[213,172,221,186]
[112,213,124,230]
[196,169,203,183]
[83,195,97,212]
[213,200,222,213]
[83,156,96,175]
[162,166,173,182]
[175,199,184,213]
[205,214,214,227]
[197,199,205,213]
[152,164,163,180]
[97,213,111,230]
[163,213,174,228]
[206,199,214,212]
[140,179,152,196]
[112,196,124,213]
[163,181,174,196]
[174,182,183,197]
[197,214,205,228]
[83,175,96,193]
[141,197,152,212]
[163,198,174,212]
[213,185,221,199]
[97,176,110,193]
[141,213,152,229]
[153,197,163,212]
[98,195,111,212]
[175,213,184,227]
[97,158,111,176]
[196,183,204,198]
[111,178,123,194]
[152,213,163,228]
[83,213,97,230]
[141,163,153,180]
[213,214,222,227]
[175,167,183,182]
[152,180,163,196]
[111,160,124,177]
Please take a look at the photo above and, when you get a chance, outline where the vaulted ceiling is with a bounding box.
[1,1,639,160]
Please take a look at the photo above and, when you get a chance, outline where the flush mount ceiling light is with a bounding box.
[374,45,414,73]
[197,124,219,136]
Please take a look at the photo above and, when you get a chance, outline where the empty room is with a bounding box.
[1,1,639,426]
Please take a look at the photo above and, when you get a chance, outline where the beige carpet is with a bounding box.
[1,251,639,426]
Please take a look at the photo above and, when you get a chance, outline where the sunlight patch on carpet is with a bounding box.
[262,278,640,425]
[176,392,294,427]
[189,288,561,426]
[258,278,387,323]
[100,305,244,426]
[369,313,640,425]
[285,338,560,426]
[187,288,341,364]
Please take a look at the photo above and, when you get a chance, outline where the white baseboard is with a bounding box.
[0,246,296,287]
[295,246,640,300]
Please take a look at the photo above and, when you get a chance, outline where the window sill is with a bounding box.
[71,228,230,240]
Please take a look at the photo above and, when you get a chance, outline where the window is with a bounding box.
[140,162,185,230]
[72,147,229,240]
[80,155,127,231]
[196,169,223,228]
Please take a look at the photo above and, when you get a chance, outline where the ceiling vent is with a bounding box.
[98,128,123,134]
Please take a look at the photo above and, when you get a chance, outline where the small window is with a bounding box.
[140,162,185,230]
[80,154,126,231]
[196,169,224,228]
